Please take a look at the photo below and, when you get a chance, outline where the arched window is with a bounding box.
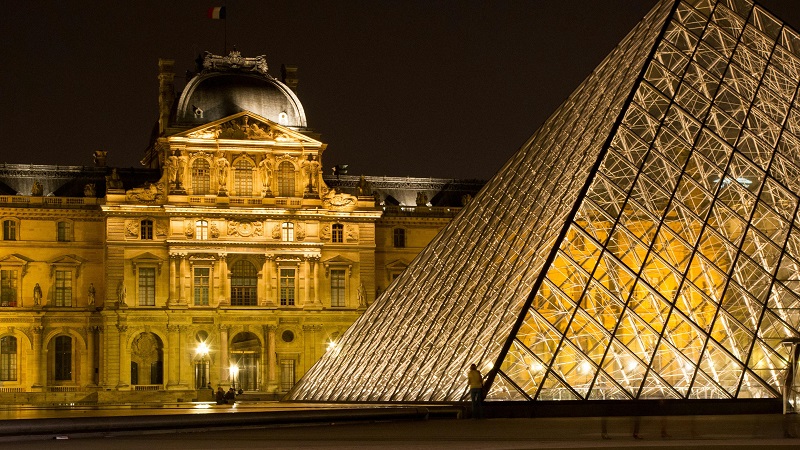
[195,220,208,240]
[277,161,295,197]
[233,159,254,196]
[192,159,211,195]
[231,260,257,306]
[331,224,344,243]
[54,336,72,381]
[281,222,294,242]
[278,112,288,125]
[0,336,17,381]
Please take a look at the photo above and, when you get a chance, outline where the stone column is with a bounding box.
[117,324,129,388]
[85,326,97,386]
[218,254,228,306]
[178,256,187,305]
[31,326,43,389]
[167,324,179,388]
[264,325,277,393]
[311,257,321,306]
[303,259,310,307]
[177,325,187,388]
[169,256,177,305]
[219,325,229,385]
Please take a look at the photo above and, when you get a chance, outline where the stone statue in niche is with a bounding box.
[259,158,273,196]
[301,155,321,194]
[84,183,96,197]
[358,283,367,308]
[215,153,229,191]
[117,281,127,306]
[33,283,42,306]
[88,283,96,305]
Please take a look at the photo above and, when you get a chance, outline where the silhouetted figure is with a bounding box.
[215,387,227,405]
[467,363,484,419]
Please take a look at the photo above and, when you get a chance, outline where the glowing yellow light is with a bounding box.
[229,364,239,378]
[326,340,337,352]
[627,361,637,372]
[196,342,209,356]
[530,362,544,373]
[579,361,591,374]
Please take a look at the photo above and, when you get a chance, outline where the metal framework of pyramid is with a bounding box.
[289,0,800,402]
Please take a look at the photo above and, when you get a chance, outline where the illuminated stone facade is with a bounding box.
[289,0,800,404]
[0,52,481,403]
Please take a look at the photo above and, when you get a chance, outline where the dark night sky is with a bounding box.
[2,1,799,180]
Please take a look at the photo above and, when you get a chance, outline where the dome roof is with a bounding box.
[174,52,307,128]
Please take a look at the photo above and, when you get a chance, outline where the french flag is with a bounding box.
[208,6,226,19]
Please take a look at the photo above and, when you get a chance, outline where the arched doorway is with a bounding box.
[130,332,164,386]
[230,332,260,391]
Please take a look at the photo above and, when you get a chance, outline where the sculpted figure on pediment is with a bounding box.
[322,189,357,211]
[126,182,165,203]
[84,183,96,197]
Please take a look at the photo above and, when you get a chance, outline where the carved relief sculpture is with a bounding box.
[106,168,124,190]
[84,183,96,197]
[322,189,357,211]
[125,220,139,238]
[346,224,359,242]
[210,222,220,238]
[320,223,331,241]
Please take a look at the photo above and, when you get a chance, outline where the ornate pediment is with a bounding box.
[0,254,33,265]
[131,252,165,275]
[178,112,320,144]
[322,188,358,211]
[48,254,86,278]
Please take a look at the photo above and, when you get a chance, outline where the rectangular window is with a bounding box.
[138,267,156,306]
[331,224,344,243]
[280,268,295,306]
[0,337,16,381]
[280,359,295,392]
[194,267,210,306]
[55,270,72,307]
[330,269,346,307]
[3,220,16,241]
[57,222,72,242]
[195,220,208,240]
[0,270,17,307]
[140,220,153,240]
[281,223,294,242]
[393,228,406,248]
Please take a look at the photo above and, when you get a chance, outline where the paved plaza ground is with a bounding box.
[1,402,799,449]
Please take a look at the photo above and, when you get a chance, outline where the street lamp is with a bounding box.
[229,363,239,391]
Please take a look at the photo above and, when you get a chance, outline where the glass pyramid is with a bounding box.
[289,0,800,402]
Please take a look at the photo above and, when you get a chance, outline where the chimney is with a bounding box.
[280,64,299,93]
[158,59,175,135]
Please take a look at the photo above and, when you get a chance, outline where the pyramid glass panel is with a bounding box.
[288,0,800,403]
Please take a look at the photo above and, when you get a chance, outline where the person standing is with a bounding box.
[468,364,484,419]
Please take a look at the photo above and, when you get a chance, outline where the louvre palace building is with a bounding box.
[0,51,482,403]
